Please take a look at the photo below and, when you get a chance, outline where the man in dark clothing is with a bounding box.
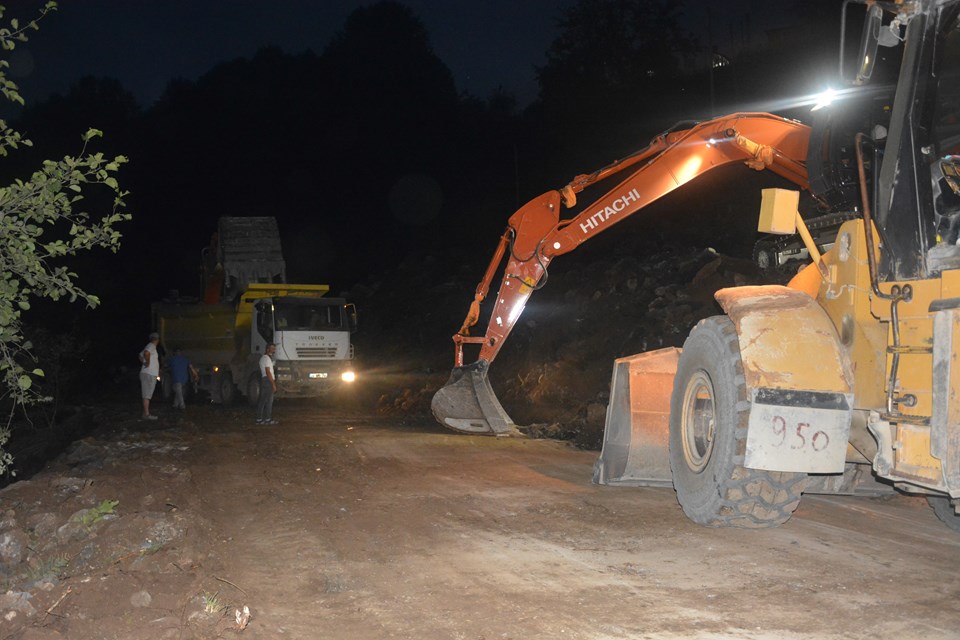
[166,347,198,410]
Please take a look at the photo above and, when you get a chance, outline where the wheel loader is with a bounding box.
[432,0,960,531]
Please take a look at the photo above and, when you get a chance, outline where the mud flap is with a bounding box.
[593,348,678,487]
[431,361,518,436]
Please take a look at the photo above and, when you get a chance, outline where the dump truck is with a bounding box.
[153,217,358,405]
[432,0,960,531]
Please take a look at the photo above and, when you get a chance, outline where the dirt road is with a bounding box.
[1,401,959,639]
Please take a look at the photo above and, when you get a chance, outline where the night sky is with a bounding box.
[11,0,569,108]
[10,0,789,109]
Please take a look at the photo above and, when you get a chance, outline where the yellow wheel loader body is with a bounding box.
[597,215,960,508]
[595,283,857,485]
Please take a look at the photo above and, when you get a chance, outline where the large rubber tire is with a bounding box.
[161,374,173,401]
[246,374,261,408]
[928,496,960,532]
[219,372,236,407]
[669,316,807,528]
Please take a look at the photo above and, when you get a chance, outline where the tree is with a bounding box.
[0,2,130,474]
[315,1,461,279]
[532,0,700,172]
[539,0,698,96]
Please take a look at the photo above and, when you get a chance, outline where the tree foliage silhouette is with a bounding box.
[0,2,130,473]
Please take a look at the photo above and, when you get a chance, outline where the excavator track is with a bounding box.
[753,211,860,270]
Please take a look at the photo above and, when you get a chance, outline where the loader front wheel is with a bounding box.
[669,316,806,528]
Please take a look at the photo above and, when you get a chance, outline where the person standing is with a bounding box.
[140,332,161,420]
[166,347,198,410]
[256,343,278,425]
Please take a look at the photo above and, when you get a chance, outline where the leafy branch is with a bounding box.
[0,1,131,475]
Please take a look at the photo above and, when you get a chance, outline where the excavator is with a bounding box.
[432,0,960,531]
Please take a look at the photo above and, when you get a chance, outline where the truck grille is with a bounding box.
[296,346,338,358]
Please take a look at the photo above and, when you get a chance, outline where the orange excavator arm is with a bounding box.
[433,112,811,435]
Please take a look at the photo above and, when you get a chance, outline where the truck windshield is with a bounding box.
[274,300,344,331]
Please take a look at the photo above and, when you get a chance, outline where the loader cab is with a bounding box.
[848,1,960,278]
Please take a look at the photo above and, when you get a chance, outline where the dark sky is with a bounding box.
[8,0,789,109]
[9,0,571,108]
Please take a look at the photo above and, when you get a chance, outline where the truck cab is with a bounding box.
[154,216,359,407]
[247,294,358,402]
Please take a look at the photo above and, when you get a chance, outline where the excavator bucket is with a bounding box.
[431,361,518,436]
[593,348,680,487]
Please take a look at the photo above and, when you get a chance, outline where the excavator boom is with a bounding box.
[432,113,812,434]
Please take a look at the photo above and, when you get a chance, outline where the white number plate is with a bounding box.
[308,372,328,379]
[745,388,852,474]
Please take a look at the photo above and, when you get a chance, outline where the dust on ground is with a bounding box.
[2,400,959,640]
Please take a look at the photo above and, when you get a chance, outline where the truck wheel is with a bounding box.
[161,375,173,401]
[927,496,960,532]
[246,374,261,407]
[669,316,807,528]
[219,372,236,406]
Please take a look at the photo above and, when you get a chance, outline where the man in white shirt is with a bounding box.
[256,343,278,425]
[140,332,161,420]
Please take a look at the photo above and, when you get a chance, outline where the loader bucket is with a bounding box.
[593,347,680,487]
[431,361,518,436]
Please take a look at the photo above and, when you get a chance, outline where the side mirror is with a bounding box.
[841,1,902,85]
[345,303,359,333]
[855,4,884,84]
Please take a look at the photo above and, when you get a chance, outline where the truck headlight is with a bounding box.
[341,371,356,383]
